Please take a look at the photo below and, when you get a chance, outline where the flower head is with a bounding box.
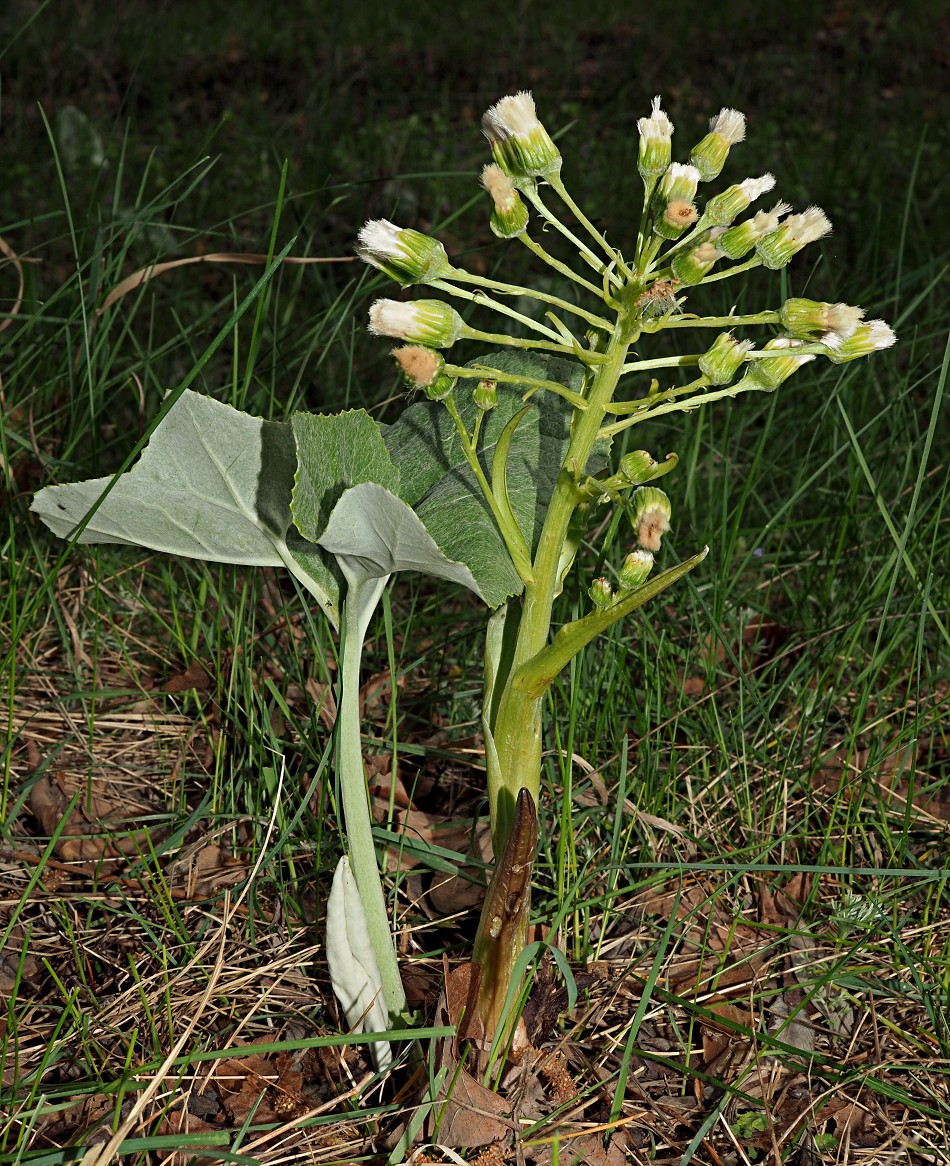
[702,173,776,228]
[780,298,865,342]
[481,163,530,237]
[482,91,561,182]
[822,320,897,363]
[473,379,498,410]
[632,486,672,552]
[618,549,654,590]
[619,450,660,485]
[589,576,614,609]
[743,337,815,390]
[653,163,701,239]
[718,201,791,259]
[368,299,466,348]
[357,219,454,285]
[756,206,832,270]
[391,345,456,400]
[690,108,746,181]
[656,162,701,204]
[671,234,726,285]
[698,332,754,385]
[637,95,674,181]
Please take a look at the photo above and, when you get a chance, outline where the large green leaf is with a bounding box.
[319,482,486,601]
[382,351,594,607]
[290,410,400,542]
[31,390,342,627]
[32,391,294,560]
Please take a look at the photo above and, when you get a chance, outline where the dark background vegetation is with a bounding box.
[3,0,948,417]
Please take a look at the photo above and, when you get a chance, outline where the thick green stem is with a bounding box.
[488,316,634,831]
[471,313,636,1032]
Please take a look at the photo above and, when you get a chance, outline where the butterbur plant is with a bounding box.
[32,91,895,1073]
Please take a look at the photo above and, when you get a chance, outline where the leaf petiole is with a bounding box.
[442,393,534,585]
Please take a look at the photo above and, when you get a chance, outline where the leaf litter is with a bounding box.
[4,571,950,1163]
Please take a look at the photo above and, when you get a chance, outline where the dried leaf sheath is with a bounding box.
[472,787,539,1041]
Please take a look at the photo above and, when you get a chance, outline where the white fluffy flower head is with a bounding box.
[709,108,746,145]
[481,91,561,180]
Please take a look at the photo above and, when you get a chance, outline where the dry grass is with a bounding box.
[4,564,950,1165]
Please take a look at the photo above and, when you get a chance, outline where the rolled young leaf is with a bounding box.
[325,855,393,1070]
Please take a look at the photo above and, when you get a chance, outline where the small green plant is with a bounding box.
[31,91,895,1071]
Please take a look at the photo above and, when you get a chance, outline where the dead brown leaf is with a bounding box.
[167,842,248,899]
[426,963,514,1150]
[425,822,493,916]
[701,1002,754,1066]
[816,736,950,819]
[163,660,213,693]
[758,872,810,927]
[211,1044,306,1124]
[636,875,769,996]
[28,772,156,865]
[359,668,401,722]
[152,1105,222,1165]
[303,676,337,730]
[526,1129,630,1166]
[814,1094,870,1142]
[372,771,495,917]
[769,993,815,1052]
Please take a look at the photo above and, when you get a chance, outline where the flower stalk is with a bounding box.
[356,89,897,1058]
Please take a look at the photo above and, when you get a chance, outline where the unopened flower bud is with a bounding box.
[391,345,456,400]
[619,450,659,485]
[369,299,466,348]
[701,174,776,227]
[718,202,791,260]
[670,235,726,285]
[481,164,530,237]
[589,576,614,609]
[756,206,832,270]
[482,91,561,182]
[618,549,654,589]
[698,332,754,385]
[357,219,454,285]
[652,163,701,239]
[821,320,897,363]
[780,298,865,341]
[637,95,673,182]
[744,337,815,390]
[656,163,701,205]
[632,486,672,552]
[690,108,746,181]
[473,379,497,410]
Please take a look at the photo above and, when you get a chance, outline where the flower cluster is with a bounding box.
[589,486,672,609]
[357,90,895,415]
